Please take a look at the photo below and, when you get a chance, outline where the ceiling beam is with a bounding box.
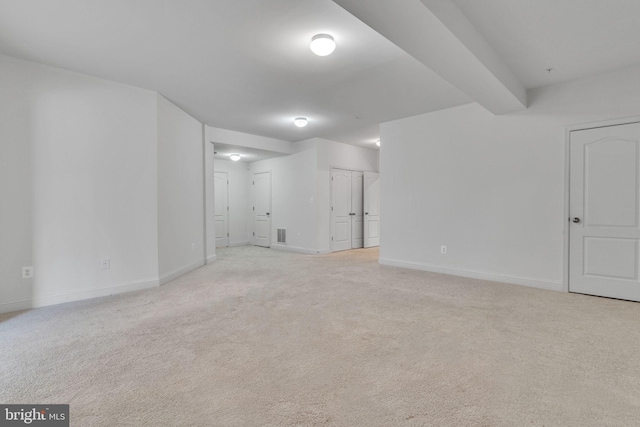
[207,126,295,155]
[332,0,527,114]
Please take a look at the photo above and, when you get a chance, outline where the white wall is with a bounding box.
[252,146,319,254]
[157,95,205,283]
[0,55,159,313]
[213,159,252,246]
[324,139,380,173]
[380,64,640,290]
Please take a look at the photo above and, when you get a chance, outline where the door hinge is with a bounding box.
[332,237,333,241]
[331,206,333,211]
[253,232,255,236]
[227,233,229,237]
[227,206,229,211]
[253,206,255,211]
[253,181,254,185]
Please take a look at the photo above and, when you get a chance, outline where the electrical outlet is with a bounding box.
[22,266,33,279]
[441,245,447,254]
[101,259,110,270]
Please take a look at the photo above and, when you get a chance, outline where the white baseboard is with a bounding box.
[270,244,328,255]
[229,241,250,247]
[206,254,217,264]
[159,259,205,286]
[378,258,563,292]
[0,277,159,314]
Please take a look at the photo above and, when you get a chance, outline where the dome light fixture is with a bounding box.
[294,117,308,128]
[376,140,381,147]
[229,153,241,161]
[310,34,336,56]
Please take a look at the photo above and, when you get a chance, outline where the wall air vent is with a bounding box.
[277,228,286,244]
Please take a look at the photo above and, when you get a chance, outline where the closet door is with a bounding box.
[364,171,380,248]
[351,171,364,249]
[253,171,271,248]
[331,169,352,252]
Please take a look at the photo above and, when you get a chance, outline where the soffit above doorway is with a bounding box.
[213,142,287,163]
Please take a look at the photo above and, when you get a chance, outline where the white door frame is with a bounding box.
[564,115,640,293]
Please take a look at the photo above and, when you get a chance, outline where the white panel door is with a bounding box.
[351,171,364,249]
[332,169,352,252]
[570,122,640,301]
[253,171,271,248]
[364,171,380,248]
[214,172,229,247]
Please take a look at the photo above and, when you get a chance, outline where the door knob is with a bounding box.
[266,212,270,216]
[572,217,580,223]
[365,212,368,215]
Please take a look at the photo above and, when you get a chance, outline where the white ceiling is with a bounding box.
[0,0,470,147]
[451,0,640,89]
[1,0,639,146]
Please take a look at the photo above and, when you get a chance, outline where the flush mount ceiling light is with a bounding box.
[310,34,336,56]
[229,153,241,161]
[294,117,308,128]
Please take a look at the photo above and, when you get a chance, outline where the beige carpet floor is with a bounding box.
[1,246,640,426]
